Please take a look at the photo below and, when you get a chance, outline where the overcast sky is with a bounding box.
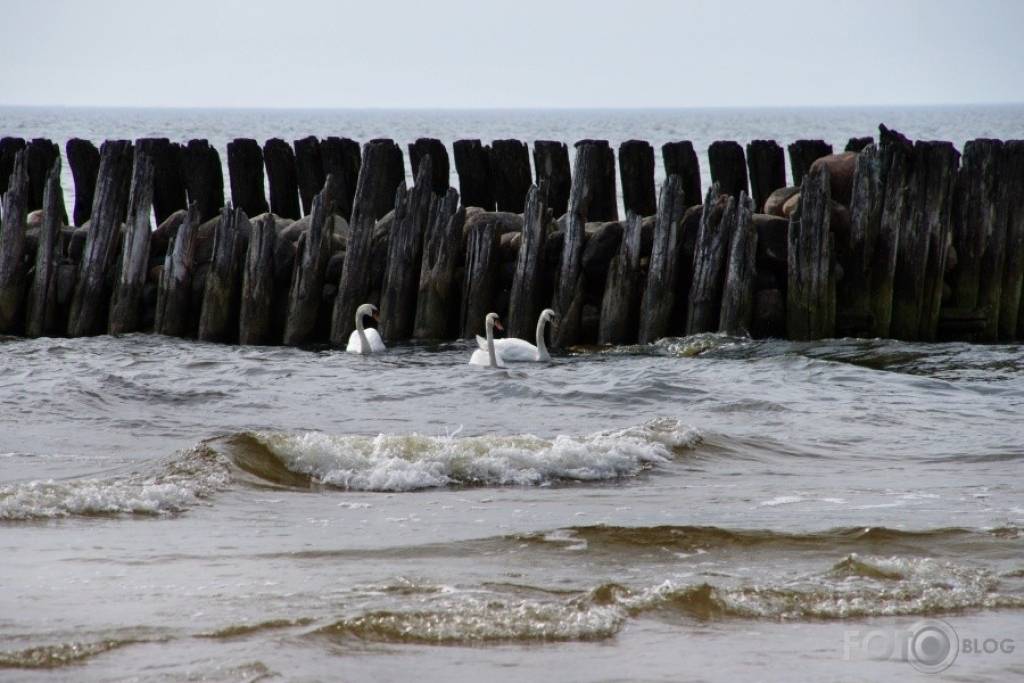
[1,0,1021,109]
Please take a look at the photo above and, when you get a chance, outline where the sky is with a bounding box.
[0,0,1021,109]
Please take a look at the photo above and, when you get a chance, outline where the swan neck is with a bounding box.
[355,310,369,353]
[486,320,498,368]
[535,316,550,361]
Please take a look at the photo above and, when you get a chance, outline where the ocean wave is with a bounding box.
[215,418,702,491]
[0,446,231,521]
[0,638,142,669]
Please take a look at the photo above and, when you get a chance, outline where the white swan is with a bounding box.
[346,303,386,354]
[469,312,506,368]
[476,308,556,362]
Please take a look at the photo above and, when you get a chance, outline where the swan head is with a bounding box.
[356,303,380,322]
[486,312,503,333]
[540,308,557,324]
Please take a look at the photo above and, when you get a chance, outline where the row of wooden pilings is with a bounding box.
[0,126,1022,350]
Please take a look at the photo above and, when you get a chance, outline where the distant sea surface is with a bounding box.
[2,106,1023,682]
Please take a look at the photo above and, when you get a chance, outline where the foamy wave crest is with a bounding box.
[231,418,701,491]
[0,446,231,520]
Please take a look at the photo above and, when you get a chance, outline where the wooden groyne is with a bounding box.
[0,126,1022,348]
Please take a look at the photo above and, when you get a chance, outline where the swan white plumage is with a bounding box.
[476,308,556,362]
[468,312,506,368]
[346,303,387,354]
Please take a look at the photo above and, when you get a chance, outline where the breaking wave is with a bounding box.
[215,418,701,491]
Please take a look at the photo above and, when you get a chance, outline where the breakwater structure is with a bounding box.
[0,126,1022,349]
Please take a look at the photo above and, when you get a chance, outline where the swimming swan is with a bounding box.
[346,303,386,354]
[469,312,506,368]
[476,308,556,362]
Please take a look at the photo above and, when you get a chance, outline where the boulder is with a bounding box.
[463,210,523,238]
[151,208,187,259]
[27,209,44,229]
[582,221,624,283]
[325,251,345,284]
[70,226,88,262]
[782,192,801,218]
[809,152,857,206]
[753,213,789,271]
[764,186,799,218]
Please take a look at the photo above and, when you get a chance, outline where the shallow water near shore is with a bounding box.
[2,331,1023,682]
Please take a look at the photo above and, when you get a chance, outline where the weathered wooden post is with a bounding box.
[618,140,657,217]
[869,126,913,338]
[325,139,366,222]
[788,139,833,186]
[1000,141,1024,340]
[0,137,26,198]
[787,165,835,340]
[460,218,499,338]
[144,138,187,225]
[846,137,874,153]
[409,138,450,196]
[283,181,335,346]
[709,141,748,199]
[332,140,399,344]
[380,160,433,341]
[837,144,882,335]
[67,141,134,337]
[198,205,249,343]
[662,141,702,209]
[532,141,570,218]
[26,138,60,213]
[719,193,757,335]
[109,146,156,335]
[507,183,550,339]
[453,139,494,210]
[227,138,269,217]
[489,139,532,213]
[294,136,325,216]
[155,202,200,337]
[371,138,406,220]
[553,141,604,347]
[580,140,618,222]
[263,138,300,220]
[26,158,64,337]
[746,140,786,211]
[599,211,642,345]
[183,139,224,222]
[891,141,959,341]
[65,138,100,226]
[0,151,28,333]
[321,137,361,219]
[637,175,687,343]
[687,186,735,334]
[238,214,277,345]
[413,189,462,339]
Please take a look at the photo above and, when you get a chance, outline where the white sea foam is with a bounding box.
[0,447,230,520]
[250,418,701,492]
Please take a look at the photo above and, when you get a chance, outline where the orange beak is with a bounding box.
[372,310,380,322]
[494,319,504,332]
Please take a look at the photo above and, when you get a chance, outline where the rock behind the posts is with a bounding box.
[787,164,835,340]
[0,150,29,333]
[662,141,702,209]
[638,175,687,343]
[618,140,657,217]
[68,140,134,337]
